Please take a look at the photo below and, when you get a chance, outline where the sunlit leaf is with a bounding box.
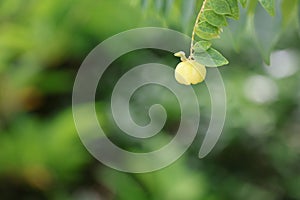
[194,40,212,52]
[203,9,228,27]
[195,21,221,40]
[209,0,232,15]
[194,48,229,67]
[226,0,240,19]
[258,0,275,16]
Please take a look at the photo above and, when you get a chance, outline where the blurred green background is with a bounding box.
[1,0,300,199]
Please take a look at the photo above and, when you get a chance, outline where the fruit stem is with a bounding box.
[189,0,208,59]
[174,51,188,62]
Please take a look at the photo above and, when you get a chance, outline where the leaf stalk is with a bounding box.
[189,0,208,59]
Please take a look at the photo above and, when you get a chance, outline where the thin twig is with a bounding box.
[189,0,208,59]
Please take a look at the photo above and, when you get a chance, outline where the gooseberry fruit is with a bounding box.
[174,51,206,85]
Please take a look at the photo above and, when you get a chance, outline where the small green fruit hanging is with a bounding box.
[174,51,206,85]
[174,0,238,85]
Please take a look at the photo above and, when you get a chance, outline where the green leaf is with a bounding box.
[194,48,229,67]
[258,0,275,16]
[226,0,240,19]
[203,9,228,27]
[195,21,221,40]
[238,0,248,7]
[193,41,212,52]
[195,30,220,40]
[197,21,221,34]
[281,0,298,27]
[209,0,232,15]
[252,0,282,64]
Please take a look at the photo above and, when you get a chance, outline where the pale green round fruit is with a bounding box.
[175,60,206,85]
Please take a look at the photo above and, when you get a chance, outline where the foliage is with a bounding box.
[0,0,300,199]
[138,0,299,65]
